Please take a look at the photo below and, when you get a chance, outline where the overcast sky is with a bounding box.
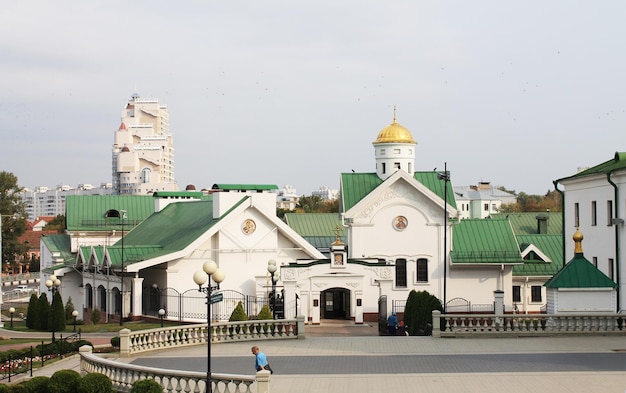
[1,1,623,196]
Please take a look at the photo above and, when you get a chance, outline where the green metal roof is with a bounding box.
[544,253,617,288]
[450,219,524,264]
[152,191,208,199]
[284,213,345,249]
[557,151,626,182]
[41,234,73,263]
[211,184,278,191]
[491,212,562,235]
[340,172,456,212]
[65,195,155,231]
[514,234,563,276]
[106,200,221,266]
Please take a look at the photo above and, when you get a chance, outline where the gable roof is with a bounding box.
[557,151,626,182]
[514,234,563,276]
[284,213,344,249]
[544,253,617,288]
[106,199,220,266]
[340,171,456,212]
[491,212,563,235]
[450,219,524,265]
[65,195,155,231]
[41,234,73,264]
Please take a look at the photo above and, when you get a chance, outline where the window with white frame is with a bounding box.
[530,286,542,303]
[416,259,428,282]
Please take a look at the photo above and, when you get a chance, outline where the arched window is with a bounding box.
[416,258,428,282]
[395,259,407,288]
[141,168,151,184]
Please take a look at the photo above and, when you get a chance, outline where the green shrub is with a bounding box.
[229,301,248,321]
[26,293,39,329]
[77,373,113,393]
[8,384,26,393]
[50,291,66,333]
[130,379,162,393]
[0,384,8,393]
[64,297,75,322]
[91,308,101,325]
[48,369,81,393]
[403,290,443,336]
[35,294,50,331]
[21,376,49,393]
[256,305,272,320]
[110,336,120,348]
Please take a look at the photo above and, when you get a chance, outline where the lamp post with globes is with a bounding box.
[72,310,79,332]
[9,307,14,329]
[267,260,278,319]
[45,275,61,342]
[193,260,225,393]
[158,308,165,328]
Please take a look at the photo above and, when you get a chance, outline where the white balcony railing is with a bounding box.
[432,311,626,337]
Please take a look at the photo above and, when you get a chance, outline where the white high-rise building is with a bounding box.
[112,93,178,195]
[21,183,114,221]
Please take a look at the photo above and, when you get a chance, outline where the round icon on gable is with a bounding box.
[242,219,256,235]
[393,216,408,231]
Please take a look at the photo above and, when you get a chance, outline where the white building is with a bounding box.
[276,185,299,210]
[21,183,114,221]
[112,93,178,195]
[454,182,517,220]
[555,151,626,312]
[312,186,339,200]
[42,113,544,325]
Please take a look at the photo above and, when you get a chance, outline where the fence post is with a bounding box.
[296,315,305,339]
[119,328,132,357]
[255,370,271,393]
[432,310,441,338]
[41,340,45,367]
[78,345,93,376]
[30,346,33,377]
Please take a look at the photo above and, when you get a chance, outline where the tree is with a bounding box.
[36,293,50,331]
[296,195,339,213]
[44,214,66,233]
[403,290,443,336]
[0,171,27,273]
[50,291,66,332]
[65,296,75,322]
[26,293,39,329]
[229,301,248,321]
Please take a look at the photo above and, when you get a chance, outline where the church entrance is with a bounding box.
[321,288,350,320]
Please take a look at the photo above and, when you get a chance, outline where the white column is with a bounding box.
[130,276,144,318]
[311,291,320,324]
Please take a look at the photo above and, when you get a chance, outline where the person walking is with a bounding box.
[251,345,273,373]
[387,312,399,336]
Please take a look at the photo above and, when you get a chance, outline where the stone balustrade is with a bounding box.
[120,316,305,357]
[79,346,268,393]
[432,310,626,337]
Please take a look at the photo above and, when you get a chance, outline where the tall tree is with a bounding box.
[50,291,66,333]
[35,293,50,331]
[0,171,27,272]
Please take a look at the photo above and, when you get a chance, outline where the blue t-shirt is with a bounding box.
[255,351,268,371]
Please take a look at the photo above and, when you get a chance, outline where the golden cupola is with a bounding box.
[373,107,417,181]
[373,117,416,145]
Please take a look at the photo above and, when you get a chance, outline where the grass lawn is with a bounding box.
[5,320,181,334]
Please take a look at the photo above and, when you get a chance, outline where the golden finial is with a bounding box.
[393,105,397,124]
[332,225,344,245]
[573,228,584,254]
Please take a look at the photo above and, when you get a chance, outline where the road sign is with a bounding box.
[210,293,223,304]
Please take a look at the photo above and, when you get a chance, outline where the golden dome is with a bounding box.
[373,115,416,145]
[573,228,584,254]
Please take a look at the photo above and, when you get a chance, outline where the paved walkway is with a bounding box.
[7,322,626,392]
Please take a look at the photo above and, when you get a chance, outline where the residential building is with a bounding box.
[276,185,299,211]
[21,183,114,221]
[112,93,178,195]
[454,182,517,219]
[312,186,339,200]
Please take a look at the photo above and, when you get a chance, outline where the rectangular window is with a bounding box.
[394,162,401,169]
[491,204,497,211]
[512,286,521,303]
[574,203,580,227]
[395,259,407,288]
[416,259,428,282]
[591,201,597,226]
[593,257,598,268]
[484,203,489,211]
[609,258,615,281]
[531,286,542,303]
[382,163,386,174]
[607,200,613,225]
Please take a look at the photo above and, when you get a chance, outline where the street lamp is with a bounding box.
[120,210,127,326]
[437,163,450,308]
[193,260,225,393]
[158,308,165,328]
[45,274,61,342]
[9,307,14,329]
[267,260,278,319]
[72,310,79,332]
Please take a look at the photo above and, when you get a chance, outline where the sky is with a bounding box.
[0,1,624,197]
